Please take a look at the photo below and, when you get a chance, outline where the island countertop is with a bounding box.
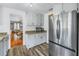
[25,30,47,34]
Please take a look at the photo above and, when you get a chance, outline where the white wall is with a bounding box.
[25,12,36,31]
[0,6,5,32]
[0,6,2,25]
[63,3,77,12]
[53,3,77,15]
[44,13,49,43]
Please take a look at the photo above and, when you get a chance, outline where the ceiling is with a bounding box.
[0,3,54,14]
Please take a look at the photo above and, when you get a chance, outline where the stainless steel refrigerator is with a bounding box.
[49,10,77,56]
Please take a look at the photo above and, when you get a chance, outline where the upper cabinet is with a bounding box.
[26,12,44,27]
[36,14,44,26]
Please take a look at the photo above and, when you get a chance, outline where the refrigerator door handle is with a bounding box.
[49,40,75,52]
[56,15,60,41]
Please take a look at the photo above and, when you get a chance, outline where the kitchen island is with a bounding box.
[25,30,46,34]
[25,30,47,48]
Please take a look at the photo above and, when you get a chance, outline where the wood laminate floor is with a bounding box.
[7,43,48,56]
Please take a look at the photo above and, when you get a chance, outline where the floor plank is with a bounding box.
[7,43,48,56]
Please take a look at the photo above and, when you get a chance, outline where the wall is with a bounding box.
[53,3,77,15]
[0,6,2,25]
[44,13,49,43]
[0,6,5,32]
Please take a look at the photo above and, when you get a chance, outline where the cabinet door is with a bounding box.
[40,14,44,26]
[26,13,33,26]
[43,33,47,40]
[36,14,44,27]
[36,14,40,26]
[37,33,45,44]
[32,14,37,26]
[26,35,35,48]
[25,35,31,48]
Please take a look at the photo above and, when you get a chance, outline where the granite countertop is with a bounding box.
[25,30,47,34]
[0,32,7,41]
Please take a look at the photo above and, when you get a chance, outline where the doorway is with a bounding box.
[10,20,23,48]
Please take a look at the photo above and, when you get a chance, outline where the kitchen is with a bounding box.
[0,3,79,56]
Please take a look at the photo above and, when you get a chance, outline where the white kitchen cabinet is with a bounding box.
[25,33,47,49]
[32,14,37,26]
[26,13,33,26]
[36,14,44,27]
[26,13,44,27]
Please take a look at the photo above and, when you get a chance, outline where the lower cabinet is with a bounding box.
[25,33,47,49]
[0,35,9,56]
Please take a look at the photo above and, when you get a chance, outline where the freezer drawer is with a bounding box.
[49,42,76,56]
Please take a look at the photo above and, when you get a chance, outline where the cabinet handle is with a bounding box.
[56,15,60,40]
